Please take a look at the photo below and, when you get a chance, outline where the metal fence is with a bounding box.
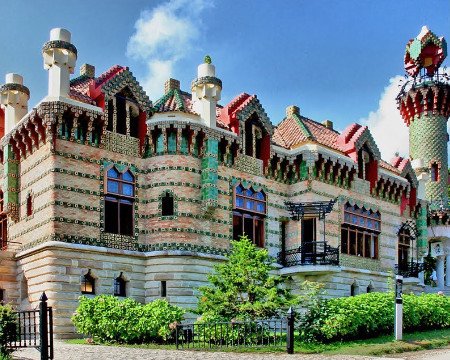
[278,241,340,267]
[7,292,54,360]
[176,309,296,353]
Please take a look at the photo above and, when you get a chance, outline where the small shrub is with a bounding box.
[71,295,184,344]
[0,305,18,356]
[301,292,450,343]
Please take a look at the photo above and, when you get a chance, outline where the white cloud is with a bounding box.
[360,76,409,161]
[127,0,211,98]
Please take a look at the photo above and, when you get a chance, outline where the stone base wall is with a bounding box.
[0,251,18,305]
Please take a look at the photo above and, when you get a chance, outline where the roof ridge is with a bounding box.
[292,114,313,139]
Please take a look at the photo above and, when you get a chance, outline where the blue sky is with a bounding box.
[0,0,449,159]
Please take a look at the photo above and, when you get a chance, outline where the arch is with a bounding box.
[350,281,359,296]
[366,282,374,293]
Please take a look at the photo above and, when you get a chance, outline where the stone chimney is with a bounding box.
[286,105,300,117]
[192,55,222,127]
[164,78,180,94]
[0,73,30,134]
[42,28,77,98]
[80,63,95,78]
[322,119,333,130]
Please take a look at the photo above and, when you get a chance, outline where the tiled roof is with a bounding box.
[153,88,196,114]
[380,160,401,174]
[273,114,341,151]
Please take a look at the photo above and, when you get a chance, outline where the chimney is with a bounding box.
[286,105,300,117]
[0,73,30,134]
[42,28,77,98]
[322,119,333,130]
[164,78,180,94]
[80,63,95,78]
[191,55,222,127]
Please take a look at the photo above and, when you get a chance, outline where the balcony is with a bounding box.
[394,262,425,278]
[278,241,340,267]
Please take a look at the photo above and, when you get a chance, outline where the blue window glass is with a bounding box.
[256,202,265,213]
[107,167,120,178]
[236,197,244,208]
[245,189,253,197]
[254,192,265,200]
[122,184,134,197]
[122,171,134,182]
[236,185,244,195]
[107,180,119,193]
[245,200,254,210]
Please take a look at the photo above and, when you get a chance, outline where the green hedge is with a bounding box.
[71,295,184,344]
[0,305,18,356]
[301,292,450,342]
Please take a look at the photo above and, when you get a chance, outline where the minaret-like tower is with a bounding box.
[397,26,450,204]
[192,55,222,128]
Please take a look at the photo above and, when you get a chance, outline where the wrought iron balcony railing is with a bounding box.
[394,262,425,278]
[278,241,339,267]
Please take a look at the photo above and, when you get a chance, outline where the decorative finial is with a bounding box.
[204,55,212,64]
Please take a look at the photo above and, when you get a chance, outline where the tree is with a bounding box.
[196,236,299,320]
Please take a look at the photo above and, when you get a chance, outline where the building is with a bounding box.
[0,27,447,338]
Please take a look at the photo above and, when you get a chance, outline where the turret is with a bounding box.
[192,55,222,127]
[0,73,30,134]
[42,28,77,98]
[397,26,450,204]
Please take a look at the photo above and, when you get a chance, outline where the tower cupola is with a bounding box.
[191,55,222,127]
[42,28,77,99]
[397,27,450,204]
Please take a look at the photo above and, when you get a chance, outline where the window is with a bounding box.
[233,185,266,247]
[350,282,358,296]
[430,162,439,182]
[0,289,4,304]
[81,270,95,294]
[104,167,135,236]
[114,273,126,297]
[367,283,374,293]
[341,203,380,259]
[26,194,33,217]
[161,281,167,297]
[398,228,411,273]
[161,192,174,216]
[21,276,28,301]
[0,192,7,250]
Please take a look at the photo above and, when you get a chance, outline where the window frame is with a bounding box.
[104,166,136,236]
[113,272,126,297]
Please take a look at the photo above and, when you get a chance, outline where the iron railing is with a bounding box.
[395,262,425,278]
[7,292,54,360]
[176,318,288,350]
[278,241,339,267]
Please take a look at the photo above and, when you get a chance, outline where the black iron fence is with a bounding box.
[278,241,339,267]
[176,309,296,353]
[395,262,425,278]
[7,292,54,360]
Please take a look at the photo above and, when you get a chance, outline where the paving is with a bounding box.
[11,341,450,360]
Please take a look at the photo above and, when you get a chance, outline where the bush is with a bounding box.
[0,305,17,356]
[71,295,184,344]
[301,292,450,342]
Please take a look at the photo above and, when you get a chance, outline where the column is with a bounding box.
[436,255,445,289]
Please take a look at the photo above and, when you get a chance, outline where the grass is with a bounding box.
[66,328,450,356]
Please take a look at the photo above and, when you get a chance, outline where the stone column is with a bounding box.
[436,255,445,289]
[446,254,450,287]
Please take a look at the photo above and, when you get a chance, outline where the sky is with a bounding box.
[0,0,449,161]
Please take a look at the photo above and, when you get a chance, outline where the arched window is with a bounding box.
[350,282,358,296]
[81,270,95,295]
[367,283,374,293]
[114,273,126,297]
[26,194,33,217]
[233,184,266,247]
[398,227,411,273]
[0,191,7,250]
[104,167,135,236]
[341,203,380,259]
[161,192,174,216]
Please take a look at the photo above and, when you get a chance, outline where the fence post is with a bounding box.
[286,307,295,354]
[39,292,49,360]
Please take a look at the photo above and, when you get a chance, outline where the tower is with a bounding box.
[398,26,450,204]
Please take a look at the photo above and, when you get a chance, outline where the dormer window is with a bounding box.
[106,88,141,138]
[243,114,270,162]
